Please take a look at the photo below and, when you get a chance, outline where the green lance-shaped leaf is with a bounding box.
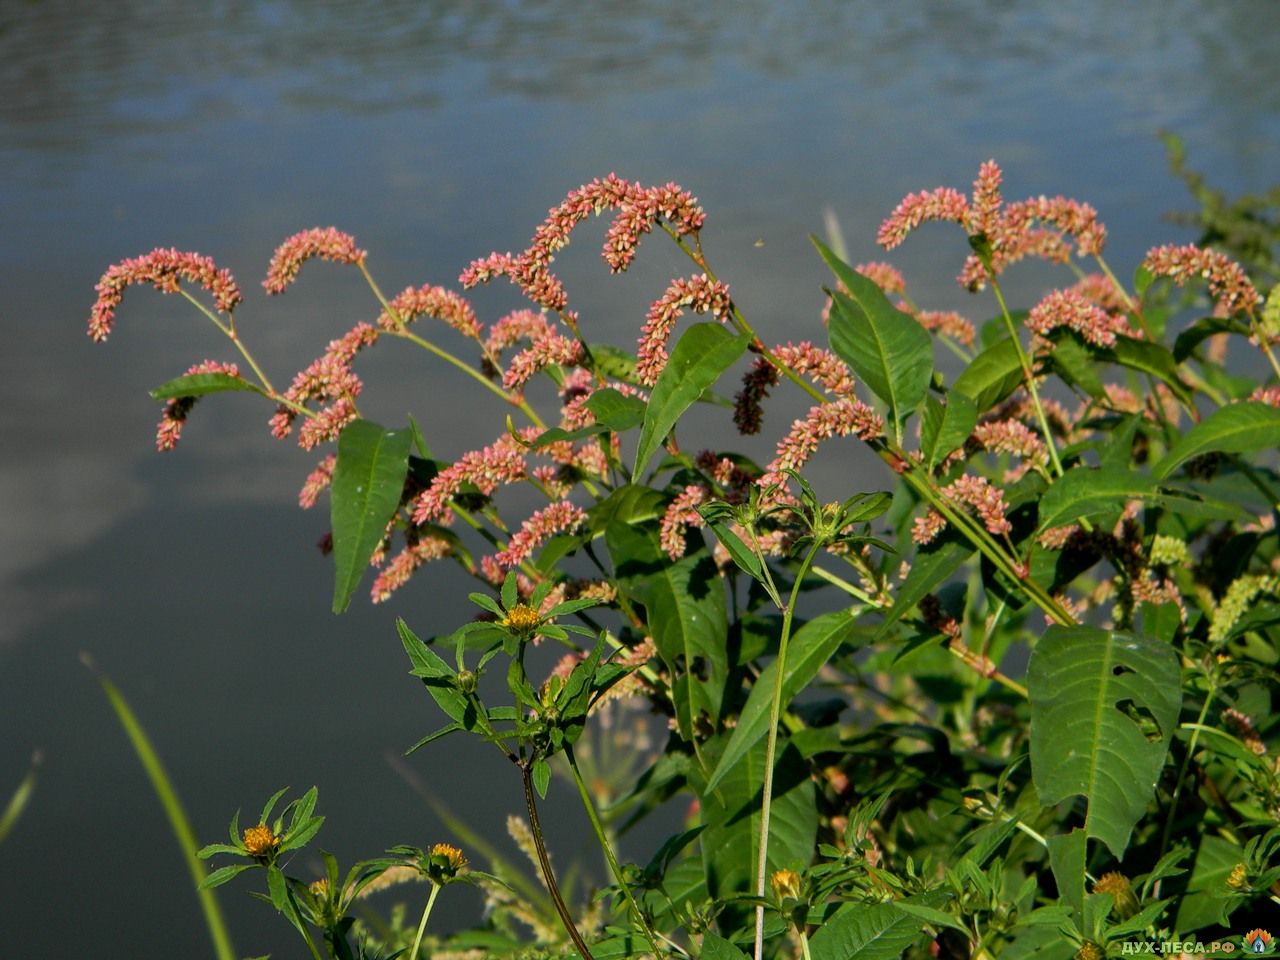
[1036,466,1160,532]
[919,393,978,472]
[1154,401,1280,480]
[634,322,750,477]
[1103,338,1195,408]
[700,933,752,960]
[952,336,1024,413]
[330,420,412,613]
[149,371,267,400]
[607,521,729,739]
[584,388,646,432]
[808,892,948,960]
[706,611,861,793]
[1028,626,1182,858]
[1046,828,1087,920]
[815,237,933,440]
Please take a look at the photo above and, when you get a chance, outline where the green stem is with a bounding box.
[564,744,666,958]
[1153,677,1217,898]
[409,883,441,959]
[800,928,813,960]
[754,541,823,960]
[986,276,1064,477]
[521,761,595,960]
[178,289,281,397]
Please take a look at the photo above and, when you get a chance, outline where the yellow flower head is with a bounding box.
[309,877,329,897]
[428,842,468,883]
[1227,863,1249,891]
[770,868,803,903]
[1075,941,1104,960]
[503,603,541,634]
[242,823,280,859]
[1093,871,1138,919]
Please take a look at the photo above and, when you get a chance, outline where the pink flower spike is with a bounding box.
[489,501,588,572]
[299,454,337,509]
[854,262,907,296]
[90,248,242,342]
[411,433,528,524]
[637,274,732,386]
[660,485,710,560]
[153,360,241,451]
[759,398,884,493]
[877,187,970,250]
[502,330,584,392]
[1027,288,1133,348]
[943,474,1012,537]
[381,284,481,339]
[968,160,1004,237]
[1141,243,1259,317]
[370,533,453,603]
[263,228,366,295]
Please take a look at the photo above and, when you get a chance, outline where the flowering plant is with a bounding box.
[89,152,1280,959]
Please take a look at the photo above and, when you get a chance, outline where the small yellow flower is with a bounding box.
[1093,871,1139,919]
[242,823,280,858]
[1226,862,1249,891]
[428,842,468,883]
[503,603,541,633]
[770,868,803,903]
[309,877,329,897]
[1074,941,1104,960]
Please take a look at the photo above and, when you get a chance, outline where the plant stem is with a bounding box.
[1153,677,1217,898]
[520,761,596,960]
[986,276,1065,477]
[564,744,666,958]
[409,882,441,960]
[754,541,822,960]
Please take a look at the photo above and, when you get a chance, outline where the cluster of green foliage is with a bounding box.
[84,142,1280,960]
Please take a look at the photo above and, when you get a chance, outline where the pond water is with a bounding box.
[2,1,1278,955]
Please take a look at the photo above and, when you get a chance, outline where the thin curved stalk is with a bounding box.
[521,761,595,960]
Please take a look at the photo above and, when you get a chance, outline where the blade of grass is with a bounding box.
[84,654,236,960]
[0,750,41,845]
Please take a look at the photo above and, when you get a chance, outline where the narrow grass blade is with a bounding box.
[86,655,237,960]
[0,750,41,845]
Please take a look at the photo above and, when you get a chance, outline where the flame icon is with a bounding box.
[1243,929,1275,954]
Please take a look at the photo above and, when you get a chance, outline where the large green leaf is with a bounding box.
[330,419,412,613]
[808,893,944,960]
[816,238,933,439]
[705,610,861,793]
[952,336,1024,413]
[699,740,815,919]
[607,521,728,738]
[149,371,266,400]
[1154,401,1280,480]
[1102,338,1194,408]
[920,393,978,472]
[700,933,751,960]
[634,322,750,477]
[1028,626,1182,857]
[1036,466,1159,532]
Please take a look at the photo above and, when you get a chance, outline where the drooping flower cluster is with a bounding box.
[460,174,705,314]
[370,532,454,603]
[912,474,1013,545]
[769,342,857,397]
[411,433,528,524]
[877,160,1108,291]
[733,358,780,435]
[915,309,976,347]
[660,484,711,560]
[155,360,242,451]
[269,322,380,449]
[263,227,366,295]
[972,418,1048,479]
[89,248,242,342]
[503,328,584,393]
[759,398,884,496]
[1026,288,1134,347]
[379,283,481,340]
[298,454,336,509]
[1141,243,1260,317]
[637,274,733,385]
[483,501,588,580]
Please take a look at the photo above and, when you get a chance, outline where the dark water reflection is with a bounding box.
[2,1,1278,955]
